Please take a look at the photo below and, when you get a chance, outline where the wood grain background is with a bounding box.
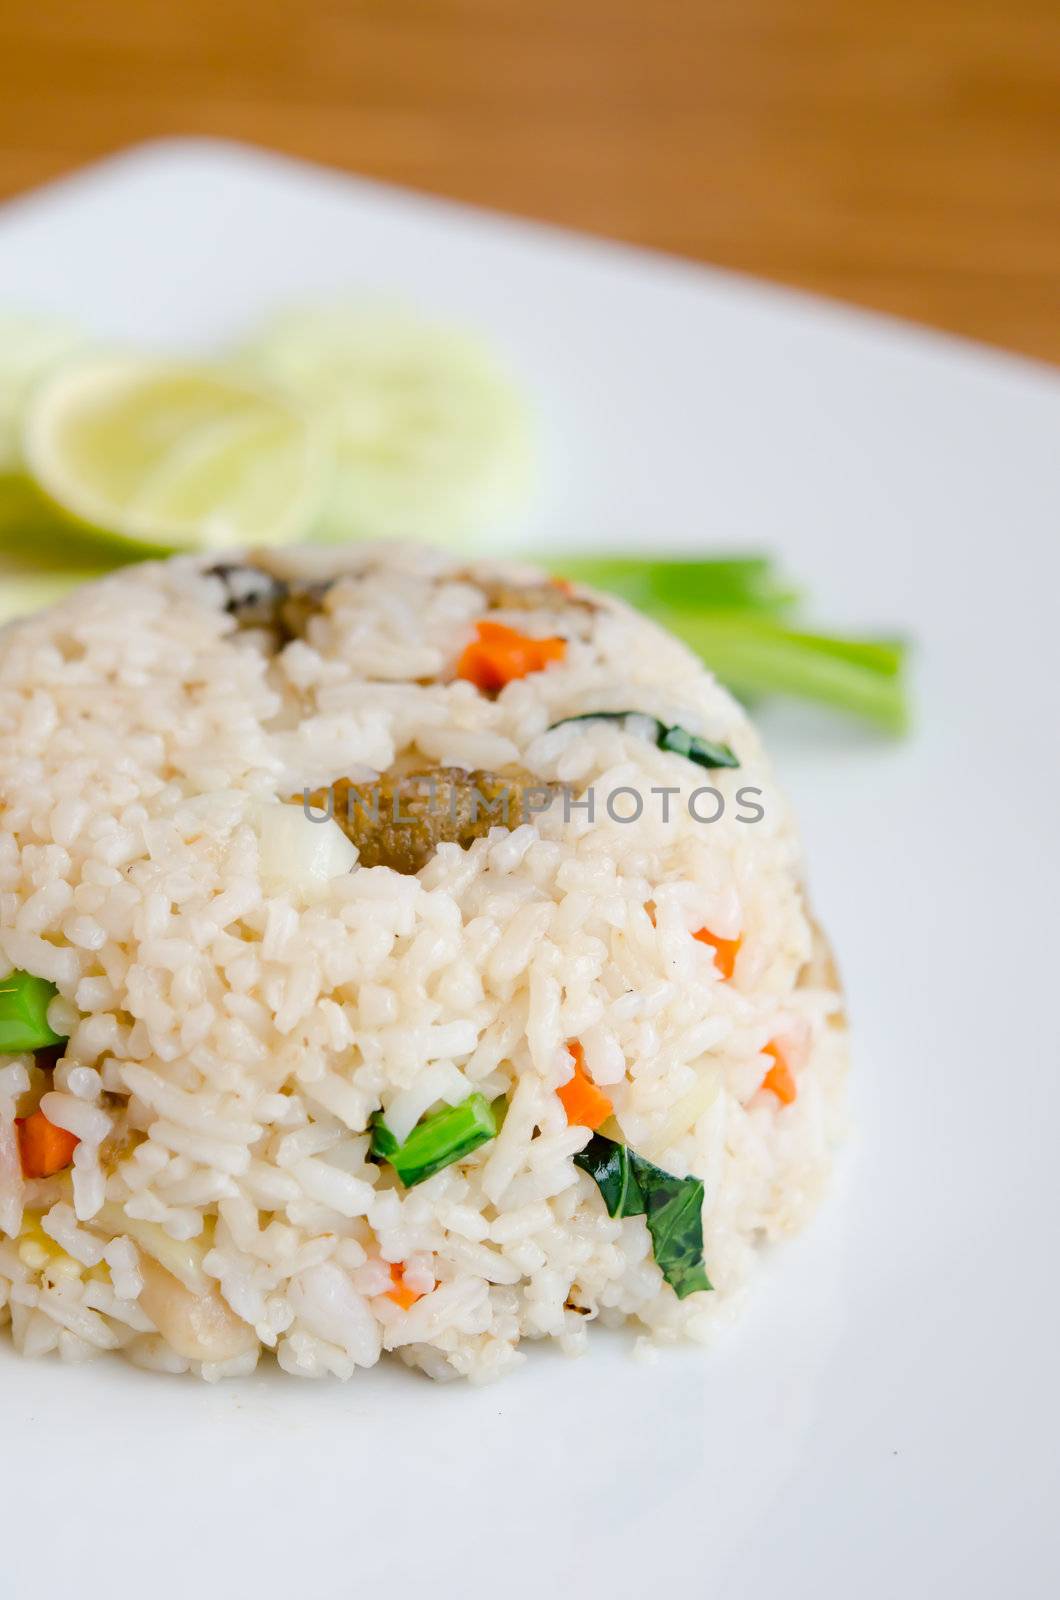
[1,0,1058,362]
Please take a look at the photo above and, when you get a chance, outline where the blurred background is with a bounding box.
[0,0,1057,363]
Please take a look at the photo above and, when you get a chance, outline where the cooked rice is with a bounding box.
[0,543,847,1382]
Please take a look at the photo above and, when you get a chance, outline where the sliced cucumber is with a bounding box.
[235,304,533,545]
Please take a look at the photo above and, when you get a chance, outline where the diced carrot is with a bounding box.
[549,576,575,596]
[693,927,742,980]
[386,1262,424,1311]
[557,1040,614,1131]
[16,1109,80,1178]
[760,1041,797,1105]
[456,620,567,693]
[644,899,657,926]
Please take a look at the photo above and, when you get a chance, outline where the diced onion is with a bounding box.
[252,801,357,895]
[0,1102,23,1239]
[93,1203,208,1294]
[641,1069,722,1161]
[137,1255,257,1364]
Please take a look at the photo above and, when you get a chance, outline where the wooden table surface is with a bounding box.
[1,0,1058,363]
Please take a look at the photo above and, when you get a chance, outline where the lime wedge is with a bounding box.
[0,313,89,473]
[236,305,532,544]
[22,356,328,554]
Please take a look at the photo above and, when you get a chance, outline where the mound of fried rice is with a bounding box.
[0,544,847,1382]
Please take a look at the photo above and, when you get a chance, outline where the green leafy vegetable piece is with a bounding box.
[574,1133,645,1218]
[632,1157,712,1300]
[574,1133,712,1299]
[657,724,740,770]
[370,1093,498,1188]
[548,711,738,771]
[547,710,642,730]
[0,969,66,1053]
[368,1115,401,1163]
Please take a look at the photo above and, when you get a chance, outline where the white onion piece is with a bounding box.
[252,801,357,896]
[0,1101,23,1240]
[137,1255,257,1364]
[641,1068,722,1161]
[93,1203,208,1294]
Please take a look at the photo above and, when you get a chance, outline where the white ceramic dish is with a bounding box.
[1,141,1057,1600]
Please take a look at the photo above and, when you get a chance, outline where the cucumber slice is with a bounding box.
[235,304,533,545]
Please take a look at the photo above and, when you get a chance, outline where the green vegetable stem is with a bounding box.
[547,554,909,734]
[371,1093,498,1188]
[0,969,67,1053]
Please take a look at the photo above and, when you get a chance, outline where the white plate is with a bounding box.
[1,140,1058,1600]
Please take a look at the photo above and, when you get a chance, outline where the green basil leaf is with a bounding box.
[631,1154,713,1299]
[575,1133,712,1298]
[573,1133,645,1218]
[548,711,738,772]
[658,725,739,771]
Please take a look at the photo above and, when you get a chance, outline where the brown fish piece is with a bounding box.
[208,563,334,645]
[297,767,559,875]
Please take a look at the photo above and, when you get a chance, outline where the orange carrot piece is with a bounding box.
[16,1109,80,1178]
[386,1263,424,1311]
[644,900,657,926]
[557,1041,614,1131]
[693,927,742,980]
[456,620,566,693]
[760,1041,797,1105]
